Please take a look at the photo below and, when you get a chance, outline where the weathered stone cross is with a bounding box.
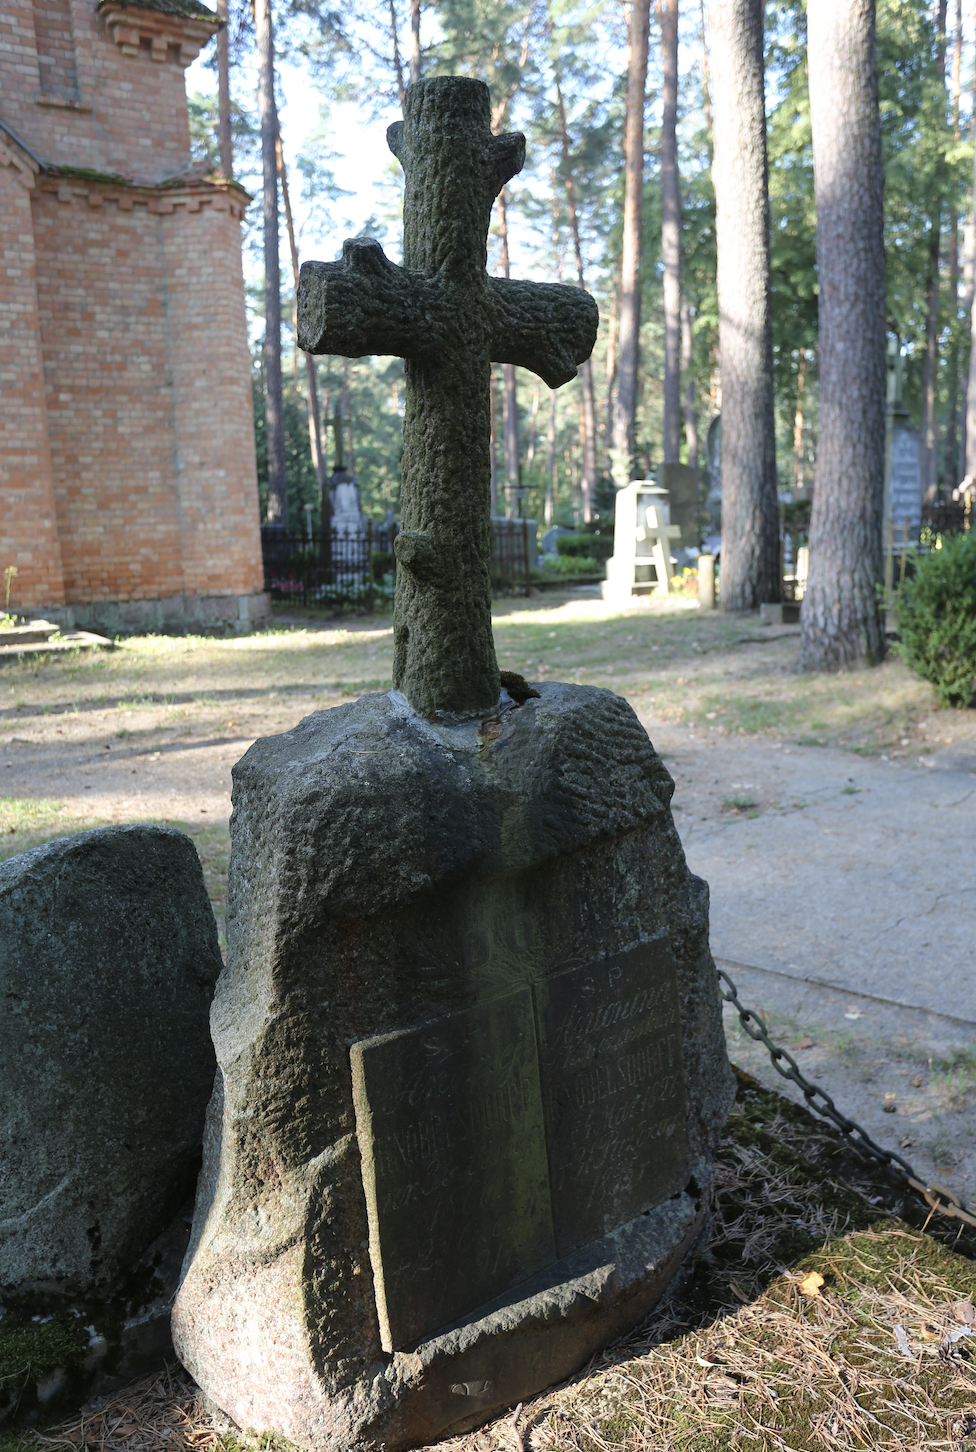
[297,76,598,717]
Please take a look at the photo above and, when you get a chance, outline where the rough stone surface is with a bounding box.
[0,826,222,1297]
[172,684,734,1450]
[297,78,598,716]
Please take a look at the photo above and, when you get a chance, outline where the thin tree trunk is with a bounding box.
[959,53,976,478]
[708,0,780,609]
[545,388,557,525]
[921,0,948,498]
[215,0,233,179]
[661,0,682,463]
[554,72,597,522]
[408,0,421,85]
[965,125,976,479]
[526,384,540,469]
[497,188,520,517]
[943,0,963,489]
[389,0,406,112]
[490,368,499,515]
[681,298,698,491]
[613,0,651,482]
[800,0,886,669]
[793,346,806,492]
[256,0,286,527]
[604,284,617,476]
[275,108,327,521]
[342,359,354,476]
[699,0,713,135]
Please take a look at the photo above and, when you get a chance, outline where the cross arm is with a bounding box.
[488,278,599,389]
[297,236,443,359]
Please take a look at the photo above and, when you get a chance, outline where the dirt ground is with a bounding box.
[3,587,975,1204]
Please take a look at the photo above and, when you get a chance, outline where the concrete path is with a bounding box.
[642,718,976,1206]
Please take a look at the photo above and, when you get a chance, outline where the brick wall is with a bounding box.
[31,174,261,607]
[163,196,264,598]
[1,0,264,620]
[0,144,66,614]
[4,0,209,183]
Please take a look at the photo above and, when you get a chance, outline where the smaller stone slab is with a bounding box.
[351,987,555,1350]
[0,825,222,1297]
[536,940,689,1256]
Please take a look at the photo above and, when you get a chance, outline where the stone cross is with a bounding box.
[298,77,598,716]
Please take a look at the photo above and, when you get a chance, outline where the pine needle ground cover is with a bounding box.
[10,1072,976,1452]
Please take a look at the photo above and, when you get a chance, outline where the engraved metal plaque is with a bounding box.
[534,939,689,1256]
[350,987,555,1351]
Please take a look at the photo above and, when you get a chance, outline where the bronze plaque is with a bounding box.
[350,987,555,1351]
[534,939,689,1256]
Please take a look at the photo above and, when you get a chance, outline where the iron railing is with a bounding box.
[261,517,534,609]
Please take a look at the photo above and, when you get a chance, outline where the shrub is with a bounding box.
[534,554,604,577]
[894,532,976,706]
[555,532,614,561]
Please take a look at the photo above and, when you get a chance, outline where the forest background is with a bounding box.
[186,0,974,540]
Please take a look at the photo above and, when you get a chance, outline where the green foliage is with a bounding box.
[556,532,612,560]
[894,533,976,706]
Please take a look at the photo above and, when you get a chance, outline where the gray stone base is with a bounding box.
[371,1192,706,1447]
[40,592,271,637]
[172,684,734,1452]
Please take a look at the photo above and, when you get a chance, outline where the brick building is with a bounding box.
[0,0,267,632]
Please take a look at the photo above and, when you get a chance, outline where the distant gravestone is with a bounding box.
[602,481,680,604]
[173,78,733,1452]
[658,462,699,552]
[0,826,221,1297]
[886,426,921,542]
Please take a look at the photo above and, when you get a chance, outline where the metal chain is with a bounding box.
[717,966,976,1233]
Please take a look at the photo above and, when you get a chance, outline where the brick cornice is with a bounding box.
[95,0,221,66]
[36,170,251,220]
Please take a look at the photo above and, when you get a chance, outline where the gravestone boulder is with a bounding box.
[172,684,734,1451]
[0,825,222,1299]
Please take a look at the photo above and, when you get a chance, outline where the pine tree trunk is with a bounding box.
[554,73,597,522]
[408,0,422,85]
[215,0,233,179]
[708,0,780,610]
[545,388,557,525]
[661,0,682,463]
[922,0,948,498]
[800,0,886,669]
[496,188,520,517]
[793,346,806,492]
[275,109,327,513]
[613,0,650,482]
[680,299,698,490]
[256,0,287,527]
[944,0,962,489]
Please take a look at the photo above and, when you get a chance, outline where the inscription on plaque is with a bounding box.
[351,938,689,1349]
[350,987,555,1352]
[534,940,689,1256]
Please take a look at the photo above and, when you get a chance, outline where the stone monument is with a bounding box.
[884,340,921,542]
[658,462,699,553]
[602,481,681,605]
[172,78,733,1452]
[328,407,366,540]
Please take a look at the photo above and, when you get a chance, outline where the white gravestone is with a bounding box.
[331,474,366,539]
[602,481,681,605]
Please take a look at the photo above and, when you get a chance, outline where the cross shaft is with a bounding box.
[298,77,598,717]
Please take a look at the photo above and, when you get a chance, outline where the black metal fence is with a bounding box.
[922,499,969,539]
[261,517,534,609]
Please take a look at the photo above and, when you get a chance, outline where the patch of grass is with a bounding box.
[0,798,67,846]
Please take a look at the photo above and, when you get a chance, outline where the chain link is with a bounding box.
[717,965,976,1233]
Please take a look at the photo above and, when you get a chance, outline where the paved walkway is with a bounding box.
[644,720,976,1206]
